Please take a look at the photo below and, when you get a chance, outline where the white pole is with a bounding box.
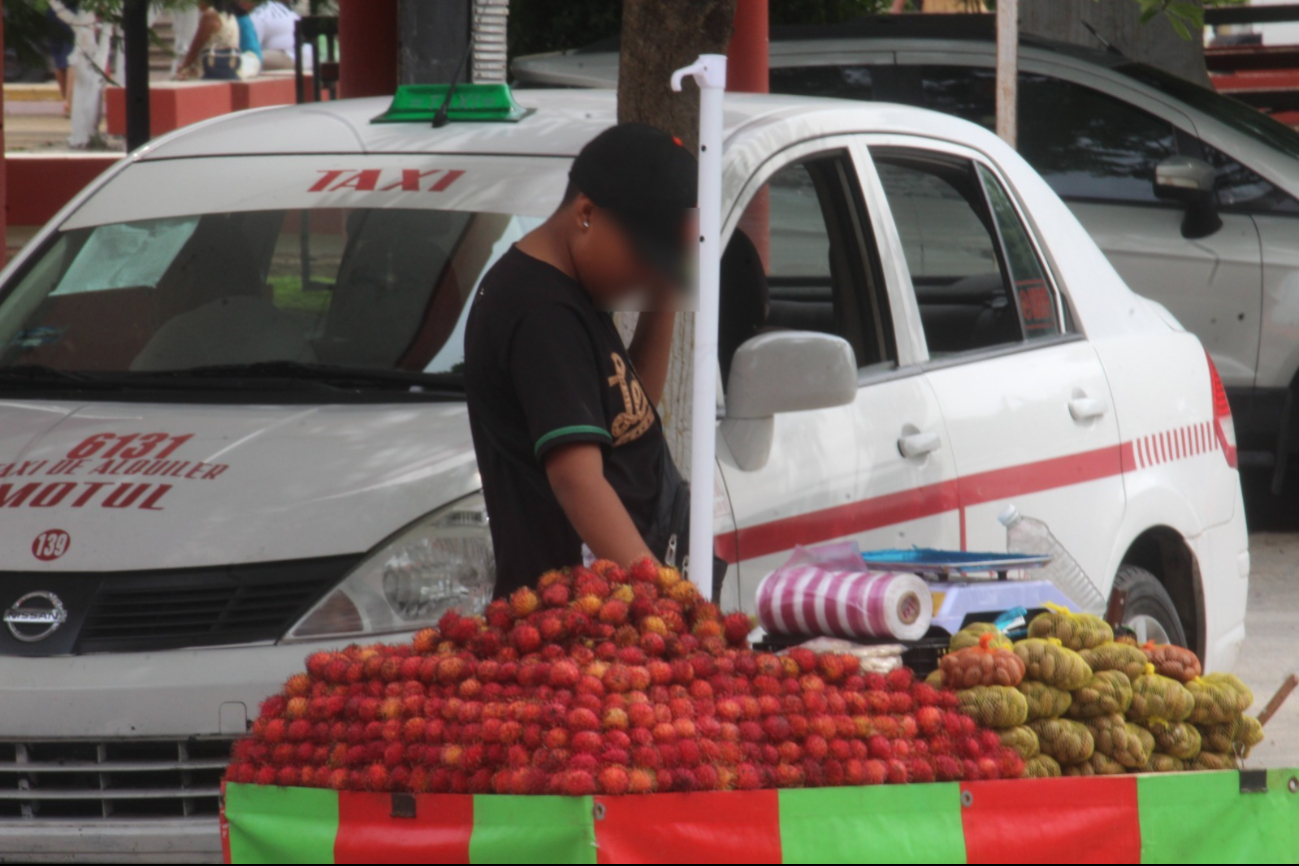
[670,54,727,597]
[996,0,1018,148]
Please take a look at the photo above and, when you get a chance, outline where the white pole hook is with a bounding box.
[671,55,728,93]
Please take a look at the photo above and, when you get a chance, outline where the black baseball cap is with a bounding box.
[569,123,698,286]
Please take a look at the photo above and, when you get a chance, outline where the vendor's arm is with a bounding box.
[545,443,656,567]
[627,310,675,408]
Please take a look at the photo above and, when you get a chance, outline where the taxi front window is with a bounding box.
[0,207,542,391]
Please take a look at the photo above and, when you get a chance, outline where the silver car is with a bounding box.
[516,15,1299,487]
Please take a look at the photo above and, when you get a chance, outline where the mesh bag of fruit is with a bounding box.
[1190,752,1237,772]
[998,725,1041,760]
[1199,716,1265,758]
[957,685,1030,729]
[1150,721,1202,761]
[950,622,1013,652]
[1085,713,1153,769]
[1186,673,1254,725]
[1141,752,1187,773]
[1066,670,1134,720]
[1142,642,1202,683]
[1027,606,1114,651]
[1063,751,1127,777]
[1128,666,1195,724]
[1080,642,1149,682]
[1029,718,1096,765]
[1018,681,1072,723]
[939,634,1027,688]
[1023,754,1063,779]
[1012,639,1093,691]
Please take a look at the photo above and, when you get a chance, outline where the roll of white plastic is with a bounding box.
[756,565,933,643]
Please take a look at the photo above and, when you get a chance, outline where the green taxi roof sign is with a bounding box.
[372,84,528,124]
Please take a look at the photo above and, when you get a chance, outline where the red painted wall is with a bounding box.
[338,0,399,99]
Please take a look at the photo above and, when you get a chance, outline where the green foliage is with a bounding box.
[769,0,891,26]
[1124,0,1248,41]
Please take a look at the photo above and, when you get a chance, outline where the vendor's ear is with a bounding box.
[573,194,597,232]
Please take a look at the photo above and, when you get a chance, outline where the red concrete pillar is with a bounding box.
[338,0,399,99]
[730,0,770,266]
[728,0,769,94]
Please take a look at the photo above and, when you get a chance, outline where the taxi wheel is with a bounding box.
[1113,565,1188,648]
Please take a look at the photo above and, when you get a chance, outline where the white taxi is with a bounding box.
[0,88,1247,861]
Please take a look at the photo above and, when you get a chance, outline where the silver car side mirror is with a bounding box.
[721,331,858,471]
[1154,155,1222,240]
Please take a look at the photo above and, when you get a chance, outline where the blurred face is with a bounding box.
[568,196,664,307]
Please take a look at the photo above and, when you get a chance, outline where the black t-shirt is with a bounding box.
[465,247,675,596]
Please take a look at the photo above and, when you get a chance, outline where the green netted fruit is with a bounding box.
[1128,669,1195,724]
[1189,752,1237,772]
[1086,713,1154,769]
[925,668,945,689]
[1199,716,1265,758]
[1149,721,1202,761]
[957,685,1029,729]
[1141,752,1187,773]
[1019,681,1072,722]
[1013,639,1093,691]
[1142,643,1202,684]
[999,725,1041,760]
[950,623,1012,652]
[1028,609,1113,651]
[1029,718,1096,765]
[1023,754,1063,779]
[1067,671,1134,720]
[1186,674,1253,726]
[1080,642,1149,682]
[1064,752,1127,777]
[940,640,1027,688]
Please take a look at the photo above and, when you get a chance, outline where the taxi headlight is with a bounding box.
[283,493,495,642]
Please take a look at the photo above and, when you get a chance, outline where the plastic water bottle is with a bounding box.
[999,505,1106,614]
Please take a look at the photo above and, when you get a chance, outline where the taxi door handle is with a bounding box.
[898,431,942,459]
[1069,396,1107,422]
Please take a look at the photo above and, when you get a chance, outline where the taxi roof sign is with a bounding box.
[372,84,528,124]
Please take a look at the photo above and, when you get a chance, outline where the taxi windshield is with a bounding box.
[0,207,543,393]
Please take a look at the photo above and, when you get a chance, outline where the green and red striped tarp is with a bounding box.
[223,770,1299,864]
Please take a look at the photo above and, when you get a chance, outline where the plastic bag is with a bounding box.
[940,634,1027,688]
[1127,666,1195,724]
[1027,606,1114,651]
[1199,716,1265,758]
[999,725,1041,760]
[1023,754,1063,779]
[956,685,1030,729]
[1080,642,1149,682]
[1086,713,1154,769]
[949,622,1012,652]
[1142,643,1202,684]
[1150,721,1202,761]
[1142,752,1187,773]
[791,638,903,675]
[1029,718,1096,765]
[1189,752,1237,772]
[1066,671,1134,720]
[1064,752,1127,777]
[1012,638,1093,690]
[1186,673,1253,726]
[1018,681,1073,722]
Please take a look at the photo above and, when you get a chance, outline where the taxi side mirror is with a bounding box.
[722,331,858,471]
[1154,155,1223,240]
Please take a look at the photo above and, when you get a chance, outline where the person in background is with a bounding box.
[240,0,309,71]
[45,0,79,116]
[890,0,988,11]
[234,4,264,69]
[175,1,259,81]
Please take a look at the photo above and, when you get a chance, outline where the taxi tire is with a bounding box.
[1113,565,1188,648]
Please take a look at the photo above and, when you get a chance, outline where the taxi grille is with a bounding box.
[0,737,233,821]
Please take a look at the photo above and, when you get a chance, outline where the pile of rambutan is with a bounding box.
[225,559,1025,796]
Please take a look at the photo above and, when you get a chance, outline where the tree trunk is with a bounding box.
[617,0,736,473]
[1019,0,1210,86]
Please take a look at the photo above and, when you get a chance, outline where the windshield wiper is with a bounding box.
[138,361,464,392]
[0,365,124,389]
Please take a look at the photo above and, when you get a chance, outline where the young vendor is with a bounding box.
[464,124,697,597]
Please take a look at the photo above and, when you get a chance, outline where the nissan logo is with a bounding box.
[4,591,68,643]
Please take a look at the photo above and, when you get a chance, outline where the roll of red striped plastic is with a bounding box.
[756,564,932,642]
